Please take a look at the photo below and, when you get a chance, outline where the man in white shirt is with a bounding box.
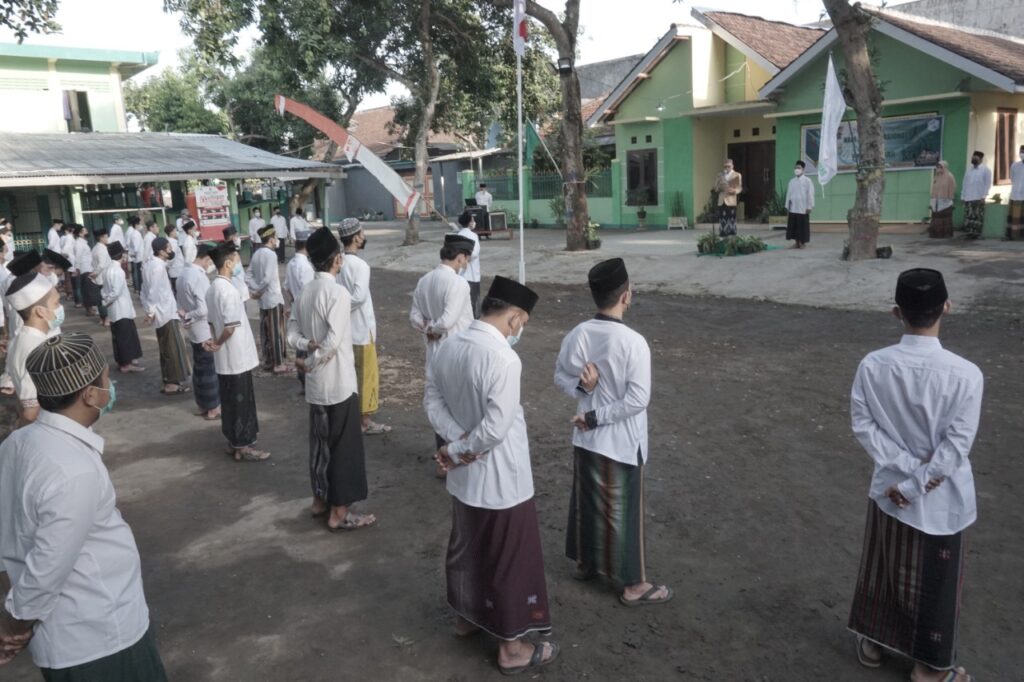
[848,269,981,682]
[177,243,220,421]
[57,223,76,300]
[474,183,492,231]
[179,220,198,265]
[126,216,144,292]
[1,252,45,356]
[71,224,94,314]
[204,242,269,462]
[246,225,290,374]
[554,258,672,608]
[784,160,815,249]
[221,226,250,303]
[0,332,166,679]
[410,234,474,458]
[142,220,159,265]
[248,208,266,246]
[284,230,315,390]
[100,242,144,374]
[108,214,125,247]
[163,224,185,294]
[141,237,192,395]
[4,272,62,426]
[90,227,112,327]
[1006,143,1024,240]
[287,227,376,531]
[287,208,307,263]
[960,150,991,238]
[455,212,482,317]
[270,206,288,255]
[175,208,192,231]
[45,219,63,253]
[336,218,389,435]
[427,276,558,675]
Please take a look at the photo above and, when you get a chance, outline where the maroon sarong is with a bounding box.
[447,497,551,640]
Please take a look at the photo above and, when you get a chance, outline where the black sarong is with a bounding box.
[191,342,220,411]
[848,500,965,670]
[110,318,143,367]
[41,625,167,682]
[309,393,367,507]
[82,275,102,307]
[218,370,259,448]
[785,212,810,244]
[447,497,551,641]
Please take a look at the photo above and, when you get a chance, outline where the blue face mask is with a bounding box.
[507,321,526,348]
[232,262,243,278]
[49,304,65,331]
[93,380,116,416]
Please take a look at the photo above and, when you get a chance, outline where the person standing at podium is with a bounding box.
[474,183,493,231]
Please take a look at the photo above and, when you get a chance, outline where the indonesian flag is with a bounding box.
[513,0,528,57]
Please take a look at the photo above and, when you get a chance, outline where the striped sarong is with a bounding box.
[308,393,367,507]
[848,500,966,670]
[353,342,379,415]
[155,319,191,385]
[191,342,220,411]
[1006,199,1024,240]
[448,497,551,641]
[259,304,287,369]
[565,446,646,585]
[962,200,984,237]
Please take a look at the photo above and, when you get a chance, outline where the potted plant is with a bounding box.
[668,191,687,229]
[697,230,721,255]
[585,220,601,250]
[628,188,649,228]
[760,185,788,229]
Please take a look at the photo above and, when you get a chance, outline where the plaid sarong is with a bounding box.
[191,342,220,411]
[565,446,646,585]
[259,304,287,369]
[155,319,191,385]
[848,501,966,670]
[962,200,984,237]
[1006,199,1024,240]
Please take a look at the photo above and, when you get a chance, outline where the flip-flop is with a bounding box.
[619,584,673,607]
[926,667,972,682]
[160,385,191,395]
[499,641,560,676]
[363,421,392,435]
[328,512,376,532]
[233,448,270,462]
[856,636,881,668]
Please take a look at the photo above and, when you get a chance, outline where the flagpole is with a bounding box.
[516,50,526,284]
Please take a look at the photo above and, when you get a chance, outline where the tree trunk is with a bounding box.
[405,0,441,246]
[290,140,336,219]
[824,0,885,261]
[559,65,588,251]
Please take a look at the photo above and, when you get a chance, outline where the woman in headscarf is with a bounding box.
[928,161,956,238]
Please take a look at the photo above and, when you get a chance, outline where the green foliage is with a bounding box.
[671,191,685,218]
[756,184,788,222]
[0,0,59,42]
[123,63,228,134]
[549,192,566,228]
[697,232,767,257]
[531,124,610,174]
[627,188,649,212]
[696,189,719,223]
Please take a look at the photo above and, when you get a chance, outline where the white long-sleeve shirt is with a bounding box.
[126,228,144,264]
[108,223,124,246]
[960,164,992,202]
[284,252,315,304]
[785,174,815,214]
[851,334,983,535]
[270,214,288,239]
[248,217,266,244]
[59,234,75,266]
[6,326,49,406]
[0,410,149,670]
[90,242,111,280]
[1010,159,1024,201]
[100,263,135,323]
[180,232,197,265]
[140,258,177,328]
[288,214,307,241]
[456,227,481,283]
[176,263,212,344]
[142,231,157,263]
[554,316,651,465]
[206,276,259,376]
[73,238,92,274]
[46,227,61,252]
[287,273,358,406]
[337,252,376,345]
[425,320,534,510]
[245,246,284,310]
[167,237,185,279]
[410,263,473,370]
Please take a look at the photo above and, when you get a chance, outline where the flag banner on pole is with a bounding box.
[818,54,847,187]
[513,0,528,57]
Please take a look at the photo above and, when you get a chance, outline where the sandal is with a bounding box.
[619,584,673,607]
[160,385,191,395]
[499,641,560,676]
[363,421,392,435]
[233,447,270,462]
[327,512,376,532]
[915,667,973,682]
[572,564,597,581]
[856,636,881,668]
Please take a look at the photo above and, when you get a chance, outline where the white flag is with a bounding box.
[818,54,847,186]
[513,0,528,57]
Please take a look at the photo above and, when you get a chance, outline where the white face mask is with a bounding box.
[1020,152,1024,162]
[794,168,803,176]
[507,318,526,347]
[205,263,216,275]
[46,272,59,287]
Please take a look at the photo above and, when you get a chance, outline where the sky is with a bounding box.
[0,0,905,110]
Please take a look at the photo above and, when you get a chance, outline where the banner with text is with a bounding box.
[801,113,944,174]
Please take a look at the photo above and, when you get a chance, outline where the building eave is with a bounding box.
[690,7,780,76]
[758,31,837,99]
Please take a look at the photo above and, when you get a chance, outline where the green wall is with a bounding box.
[615,42,693,120]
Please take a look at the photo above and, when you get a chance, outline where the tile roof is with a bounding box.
[338,106,461,159]
[703,11,826,70]
[0,132,340,188]
[867,8,1024,85]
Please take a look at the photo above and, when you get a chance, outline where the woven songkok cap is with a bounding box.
[26,332,107,398]
[337,217,362,238]
[895,268,948,310]
[486,275,539,315]
[588,258,628,294]
[257,225,276,242]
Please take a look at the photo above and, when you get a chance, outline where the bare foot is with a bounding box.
[911,664,972,682]
[498,639,558,671]
[233,447,270,462]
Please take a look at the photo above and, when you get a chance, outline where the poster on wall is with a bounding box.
[801,113,944,174]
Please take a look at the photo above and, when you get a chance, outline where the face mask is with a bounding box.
[46,272,59,287]
[232,262,243,277]
[359,237,367,250]
[971,158,980,166]
[205,263,216,275]
[794,168,803,176]
[507,319,526,348]
[48,304,65,331]
[92,381,116,416]
[166,251,175,261]
[233,237,241,247]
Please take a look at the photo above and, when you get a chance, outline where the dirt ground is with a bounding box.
[4,264,1022,681]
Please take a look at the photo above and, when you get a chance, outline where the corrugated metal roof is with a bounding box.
[0,132,342,188]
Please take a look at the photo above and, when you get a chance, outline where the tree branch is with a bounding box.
[485,0,569,52]
[352,52,420,94]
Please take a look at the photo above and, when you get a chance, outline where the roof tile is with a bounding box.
[704,11,825,70]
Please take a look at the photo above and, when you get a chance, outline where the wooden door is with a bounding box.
[727,141,775,219]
